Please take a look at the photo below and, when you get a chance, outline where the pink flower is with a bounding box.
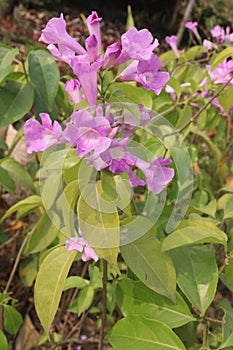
[210,25,225,44]
[39,13,86,56]
[185,21,200,40]
[85,35,98,62]
[66,237,98,262]
[121,55,170,95]
[207,60,233,85]
[24,113,65,153]
[71,56,103,106]
[65,79,84,104]
[64,110,111,157]
[86,11,102,54]
[165,35,179,57]
[103,42,123,69]
[136,156,174,194]
[203,39,218,51]
[121,26,159,60]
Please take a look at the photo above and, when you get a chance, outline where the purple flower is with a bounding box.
[24,113,65,153]
[211,98,225,114]
[207,60,233,85]
[121,26,159,60]
[65,79,84,104]
[203,39,218,51]
[121,55,170,95]
[136,55,170,94]
[210,25,225,44]
[71,56,103,106]
[47,43,75,65]
[136,156,174,194]
[165,35,179,57]
[64,110,112,157]
[103,42,122,69]
[85,35,98,62]
[228,104,233,117]
[86,11,102,54]
[185,21,200,40]
[39,13,86,55]
[66,237,98,262]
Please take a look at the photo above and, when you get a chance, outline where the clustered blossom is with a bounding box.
[25,11,175,262]
[39,11,170,105]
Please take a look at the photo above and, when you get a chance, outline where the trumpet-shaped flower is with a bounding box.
[64,110,112,157]
[207,60,233,85]
[85,35,98,62]
[121,26,159,60]
[66,237,98,262]
[86,11,102,54]
[39,13,86,55]
[24,113,65,153]
[121,55,170,95]
[71,56,103,106]
[136,156,174,194]
[65,79,84,104]
[210,25,225,43]
[203,39,218,51]
[185,21,200,40]
[165,35,179,57]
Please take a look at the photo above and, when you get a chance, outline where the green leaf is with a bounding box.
[117,278,195,328]
[193,199,217,218]
[77,181,120,272]
[161,219,227,251]
[3,305,23,335]
[0,47,18,83]
[120,219,176,302]
[171,245,218,315]
[0,195,42,223]
[212,47,233,70]
[0,81,34,127]
[218,86,233,114]
[101,171,118,201]
[24,213,58,254]
[0,166,14,193]
[218,299,233,349]
[0,157,35,193]
[34,245,76,334]
[69,285,95,316]
[63,276,89,291]
[28,50,60,111]
[108,315,186,350]
[0,330,10,350]
[179,46,206,63]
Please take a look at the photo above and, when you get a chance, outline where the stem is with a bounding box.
[98,259,108,350]
[162,77,232,140]
[201,322,208,350]
[4,231,31,294]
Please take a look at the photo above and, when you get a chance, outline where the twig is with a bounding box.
[162,77,232,141]
[98,259,108,350]
[0,231,21,251]
[4,230,32,294]
[176,0,196,46]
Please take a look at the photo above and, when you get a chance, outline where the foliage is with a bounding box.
[0,8,233,350]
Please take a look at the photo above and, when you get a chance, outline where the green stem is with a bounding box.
[201,322,208,350]
[98,259,108,350]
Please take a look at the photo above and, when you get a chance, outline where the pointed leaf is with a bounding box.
[120,219,176,301]
[0,166,14,193]
[0,47,18,83]
[108,315,186,350]
[218,299,233,349]
[0,330,9,350]
[162,219,227,251]
[171,245,218,315]
[28,50,59,111]
[34,246,76,334]
[3,305,23,335]
[212,47,233,69]
[0,81,34,127]
[117,278,195,328]
[0,195,42,223]
[0,157,35,193]
[77,182,120,272]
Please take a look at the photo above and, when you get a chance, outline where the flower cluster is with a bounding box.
[25,11,175,262]
[38,11,170,105]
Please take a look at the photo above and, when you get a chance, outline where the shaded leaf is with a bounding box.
[4,305,23,335]
[108,315,186,350]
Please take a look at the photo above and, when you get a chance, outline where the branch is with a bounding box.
[162,77,232,141]
[176,0,196,46]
